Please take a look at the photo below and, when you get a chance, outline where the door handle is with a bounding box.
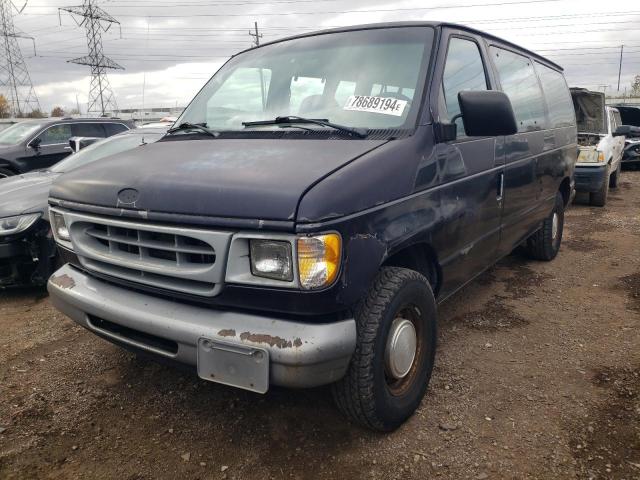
[497,172,504,203]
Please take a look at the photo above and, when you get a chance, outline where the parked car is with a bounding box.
[0,118,135,178]
[47,22,577,431]
[613,105,640,168]
[0,126,168,288]
[571,88,627,206]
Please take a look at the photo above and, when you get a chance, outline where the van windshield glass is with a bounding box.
[0,122,43,145]
[176,27,434,134]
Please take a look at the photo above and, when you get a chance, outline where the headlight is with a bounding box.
[250,239,293,281]
[50,211,70,242]
[578,149,601,163]
[0,213,41,236]
[297,233,341,290]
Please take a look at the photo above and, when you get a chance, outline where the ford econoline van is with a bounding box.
[47,22,577,431]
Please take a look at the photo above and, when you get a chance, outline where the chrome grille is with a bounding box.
[58,209,233,297]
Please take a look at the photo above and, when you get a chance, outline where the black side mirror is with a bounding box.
[613,125,633,137]
[457,90,518,137]
[30,137,41,149]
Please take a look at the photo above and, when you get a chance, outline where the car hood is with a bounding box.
[0,171,59,218]
[49,138,387,222]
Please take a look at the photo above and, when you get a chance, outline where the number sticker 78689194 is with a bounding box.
[343,95,408,117]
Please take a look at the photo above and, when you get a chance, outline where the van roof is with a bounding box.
[249,21,564,72]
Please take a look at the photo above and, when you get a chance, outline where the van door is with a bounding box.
[432,31,505,296]
[488,46,548,257]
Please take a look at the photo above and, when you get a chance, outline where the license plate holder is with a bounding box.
[197,338,269,393]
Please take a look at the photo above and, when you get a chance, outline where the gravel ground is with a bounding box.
[1,172,639,480]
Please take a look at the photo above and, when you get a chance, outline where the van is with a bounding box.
[47,22,577,431]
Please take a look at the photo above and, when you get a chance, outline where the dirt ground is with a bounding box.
[1,172,639,480]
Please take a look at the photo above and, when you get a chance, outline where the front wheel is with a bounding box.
[609,162,621,188]
[524,192,565,261]
[590,165,610,207]
[332,267,437,431]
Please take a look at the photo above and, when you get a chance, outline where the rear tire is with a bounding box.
[524,192,565,261]
[332,267,437,431]
[609,162,621,188]
[590,165,610,207]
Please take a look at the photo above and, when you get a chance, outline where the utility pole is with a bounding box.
[617,44,624,92]
[0,0,40,117]
[59,0,123,116]
[249,21,265,108]
[249,21,262,47]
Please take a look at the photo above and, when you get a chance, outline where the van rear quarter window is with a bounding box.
[490,46,546,132]
[535,63,575,129]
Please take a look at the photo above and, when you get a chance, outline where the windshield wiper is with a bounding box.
[242,116,368,138]
[166,122,219,138]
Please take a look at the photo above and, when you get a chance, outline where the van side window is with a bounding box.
[613,110,622,130]
[535,63,575,129]
[491,47,546,132]
[441,37,488,137]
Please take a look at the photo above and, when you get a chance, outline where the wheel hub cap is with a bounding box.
[552,212,559,240]
[385,318,417,380]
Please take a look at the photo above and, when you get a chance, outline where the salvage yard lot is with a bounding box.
[1,172,639,480]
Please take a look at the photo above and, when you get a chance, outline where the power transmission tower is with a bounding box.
[59,0,123,116]
[0,0,40,117]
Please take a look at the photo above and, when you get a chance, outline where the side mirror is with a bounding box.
[457,90,518,137]
[30,137,41,149]
[613,125,634,137]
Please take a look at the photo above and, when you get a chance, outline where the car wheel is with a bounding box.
[524,191,565,261]
[609,163,621,188]
[590,165,610,207]
[332,267,437,431]
[0,167,15,179]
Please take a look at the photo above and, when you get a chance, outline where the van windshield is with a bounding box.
[176,27,434,134]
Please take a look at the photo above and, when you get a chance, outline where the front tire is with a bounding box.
[590,165,610,207]
[332,267,437,431]
[609,162,621,188]
[524,192,565,261]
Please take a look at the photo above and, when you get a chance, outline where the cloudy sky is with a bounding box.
[9,0,640,113]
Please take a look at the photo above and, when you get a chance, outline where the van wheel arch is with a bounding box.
[558,177,571,207]
[381,242,441,297]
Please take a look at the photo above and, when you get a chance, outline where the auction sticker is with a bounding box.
[344,95,408,116]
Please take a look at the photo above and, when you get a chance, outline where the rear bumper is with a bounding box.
[47,264,357,390]
[574,165,607,193]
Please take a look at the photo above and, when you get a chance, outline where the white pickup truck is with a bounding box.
[571,88,626,206]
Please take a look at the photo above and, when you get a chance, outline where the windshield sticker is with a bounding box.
[344,95,408,117]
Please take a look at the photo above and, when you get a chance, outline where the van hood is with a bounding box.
[571,88,606,134]
[49,138,387,222]
[0,171,59,218]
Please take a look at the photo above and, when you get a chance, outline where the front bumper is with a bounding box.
[574,165,608,193]
[48,264,357,390]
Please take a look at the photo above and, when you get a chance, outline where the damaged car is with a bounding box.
[571,88,626,206]
[0,127,167,288]
[47,22,577,431]
[613,105,640,168]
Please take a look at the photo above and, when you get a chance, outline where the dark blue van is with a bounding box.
[47,22,577,431]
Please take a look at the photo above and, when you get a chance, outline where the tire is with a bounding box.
[332,267,437,431]
[590,165,610,207]
[0,167,15,179]
[524,192,565,261]
[609,162,621,188]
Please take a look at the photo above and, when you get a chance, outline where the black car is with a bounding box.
[47,22,577,431]
[613,105,640,167]
[0,127,168,287]
[0,118,134,178]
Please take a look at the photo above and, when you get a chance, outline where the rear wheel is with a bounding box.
[590,165,610,207]
[332,267,437,431]
[524,192,565,261]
